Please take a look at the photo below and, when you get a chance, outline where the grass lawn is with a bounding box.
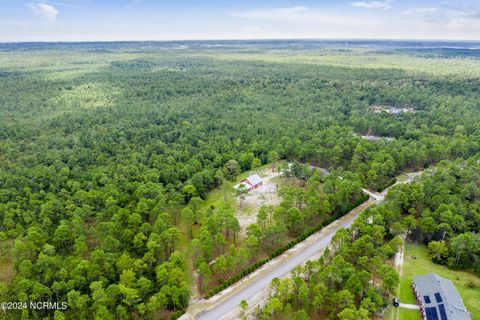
[385,304,420,320]
[401,243,480,320]
[398,308,422,320]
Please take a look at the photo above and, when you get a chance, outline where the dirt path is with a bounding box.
[394,237,405,277]
[362,188,383,202]
[399,303,420,310]
[393,237,406,320]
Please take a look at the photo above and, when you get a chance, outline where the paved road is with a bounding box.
[399,303,420,310]
[183,171,423,320]
[362,188,384,202]
[193,201,373,320]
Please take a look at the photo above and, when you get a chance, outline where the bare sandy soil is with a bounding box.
[235,169,282,235]
[361,135,394,141]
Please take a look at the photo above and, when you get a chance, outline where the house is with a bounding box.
[233,174,263,192]
[412,273,470,320]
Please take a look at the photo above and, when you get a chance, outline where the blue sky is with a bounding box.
[1,0,480,41]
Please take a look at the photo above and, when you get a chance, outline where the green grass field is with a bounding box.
[400,243,480,320]
[396,308,421,320]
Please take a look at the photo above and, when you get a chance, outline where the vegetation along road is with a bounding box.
[182,172,420,319]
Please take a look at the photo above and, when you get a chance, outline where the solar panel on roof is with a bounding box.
[438,304,448,320]
[424,295,431,304]
[426,307,439,320]
[435,292,443,303]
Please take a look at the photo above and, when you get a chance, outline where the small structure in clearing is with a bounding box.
[412,273,470,320]
[233,174,263,192]
[361,135,394,142]
[372,105,416,114]
[233,169,282,235]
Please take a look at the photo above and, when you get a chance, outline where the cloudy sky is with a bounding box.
[1,0,480,42]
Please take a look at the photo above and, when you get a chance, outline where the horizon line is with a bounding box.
[2,37,480,45]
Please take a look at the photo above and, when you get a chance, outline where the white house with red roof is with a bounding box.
[233,174,263,192]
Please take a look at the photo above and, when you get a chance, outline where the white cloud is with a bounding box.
[445,13,480,29]
[2,1,479,41]
[229,6,371,26]
[402,6,480,31]
[28,3,59,22]
[230,6,310,22]
[402,7,439,15]
[225,3,480,40]
[352,0,393,10]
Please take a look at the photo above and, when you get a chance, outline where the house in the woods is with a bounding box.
[233,174,263,192]
[413,273,470,320]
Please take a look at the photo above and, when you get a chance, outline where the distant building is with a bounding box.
[233,174,263,192]
[412,273,470,320]
[372,105,416,114]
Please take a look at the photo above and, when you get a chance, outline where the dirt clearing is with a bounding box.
[235,168,282,234]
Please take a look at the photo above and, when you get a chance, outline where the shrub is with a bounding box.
[170,310,186,320]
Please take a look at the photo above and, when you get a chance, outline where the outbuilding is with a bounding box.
[233,174,263,192]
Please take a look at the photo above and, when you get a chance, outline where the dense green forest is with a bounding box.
[391,159,480,272]
[0,41,479,319]
[255,158,479,319]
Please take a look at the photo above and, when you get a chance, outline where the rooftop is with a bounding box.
[413,273,470,320]
[245,174,262,186]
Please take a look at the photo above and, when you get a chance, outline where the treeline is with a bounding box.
[384,158,480,274]
[205,193,368,299]
[254,195,401,319]
[254,157,480,319]
[193,164,366,294]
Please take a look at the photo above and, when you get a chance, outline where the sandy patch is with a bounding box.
[235,169,282,234]
[361,135,394,142]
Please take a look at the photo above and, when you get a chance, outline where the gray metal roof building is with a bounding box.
[413,273,470,320]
